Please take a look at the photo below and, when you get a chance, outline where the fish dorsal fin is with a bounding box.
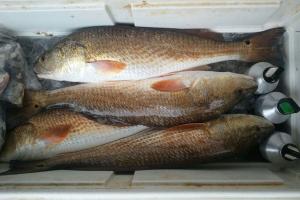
[40,124,72,144]
[86,60,126,75]
[178,29,224,41]
[151,79,189,92]
[166,123,205,132]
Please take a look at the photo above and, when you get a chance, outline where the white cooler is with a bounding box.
[0,0,299,199]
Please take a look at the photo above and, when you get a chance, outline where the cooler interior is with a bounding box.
[0,0,300,199]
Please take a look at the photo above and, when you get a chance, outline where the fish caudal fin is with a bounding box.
[243,28,285,65]
[21,90,48,116]
[0,160,52,175]
[6,90,48,129]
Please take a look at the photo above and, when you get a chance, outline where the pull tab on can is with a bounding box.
[247,62,283,94]
[255,92,300,124]
[281,144,300,161]
[263,66,284,83]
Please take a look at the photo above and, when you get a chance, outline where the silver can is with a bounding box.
[260,132,300,165]
[247,62,283,95]
[255,92,300,124]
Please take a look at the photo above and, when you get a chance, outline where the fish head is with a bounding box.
[212,73,258,98]
[231,74,258,97]
[222,114,274,152]
[34,40,86,80]
[191,72,257,111]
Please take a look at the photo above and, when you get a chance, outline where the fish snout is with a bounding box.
[34,63,59,80]
[255,116,274,133]
[236,76,257,97]
[246,115,274,137]
[33,60,50,74]
[34,53,59,75]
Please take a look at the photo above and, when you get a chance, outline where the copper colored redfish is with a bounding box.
[34,26,284,83]
[0,109,147,161]
[6,114,274,174]
[18,71,257,127]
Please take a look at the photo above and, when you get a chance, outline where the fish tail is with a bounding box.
[6,90,49,129]
[0,160,52,175]
[22,90,49,116]
[243,27,285,64]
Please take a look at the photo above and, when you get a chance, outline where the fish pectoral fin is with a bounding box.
[151,79,189,92]
[86,60,126,75]
[40,124,71,144]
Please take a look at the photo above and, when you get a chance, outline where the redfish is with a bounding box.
[34,26,284,83]
[18,71,257,127]
[6,114,274,174]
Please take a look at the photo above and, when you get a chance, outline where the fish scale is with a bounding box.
[86,129,189,167]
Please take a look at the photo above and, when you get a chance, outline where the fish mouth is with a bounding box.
[248,115,275,133]
[33,59,54,74]
[243,86,257,96]
[33,64,57,76]
[237,85,257,99]
[36,73,53,80]
[241,79,258,96]
[33,65,48,74]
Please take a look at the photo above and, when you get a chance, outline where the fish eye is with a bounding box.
[236,89,243,95]
[34,104,39,108]
[244,40,251,45]
[40,55,45,62]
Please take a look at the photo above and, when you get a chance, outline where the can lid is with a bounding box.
[281,144,300,161]
[277,98,300,115]
[263,67,284,83]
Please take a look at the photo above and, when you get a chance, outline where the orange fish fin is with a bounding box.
[151,79,188,92]
[87,60,126,75]
[40,124,72,144]
[166,123,205,132]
